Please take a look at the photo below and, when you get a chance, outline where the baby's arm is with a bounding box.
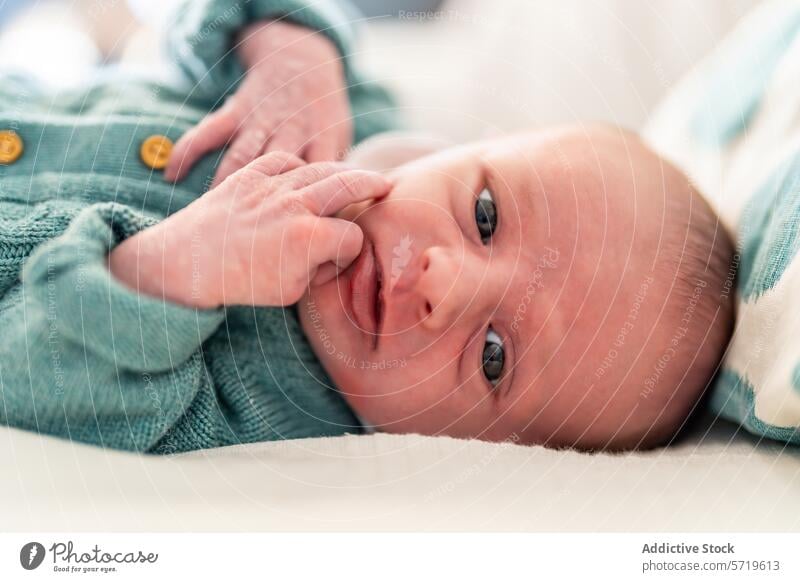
[110,154,390,308]
[163,0,397,185]
[0,202,224,452]
[166,19,350,187]
[0,156,388,453]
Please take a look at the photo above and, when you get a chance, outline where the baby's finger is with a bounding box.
[165,105,238,182]
[212,128,270,187]
[307,217,364,274]
[310,262,341,286]
[275,160,350,192]
[244,151,306,178]
[300,170,392,216]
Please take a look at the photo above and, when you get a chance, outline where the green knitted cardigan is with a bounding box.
[0,0,396,454]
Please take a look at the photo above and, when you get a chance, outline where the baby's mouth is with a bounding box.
[348,238,385,349]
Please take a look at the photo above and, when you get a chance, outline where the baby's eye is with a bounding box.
[475,188,497,244]
[482,328,505,387]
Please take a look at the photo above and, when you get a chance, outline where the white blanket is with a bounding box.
[2,419,799,531]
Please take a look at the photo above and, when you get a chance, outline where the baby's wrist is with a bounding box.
[108,217,221,310]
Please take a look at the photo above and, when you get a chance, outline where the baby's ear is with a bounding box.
[347,131,452,172]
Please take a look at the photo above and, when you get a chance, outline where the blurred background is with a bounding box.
[0,0,758,140]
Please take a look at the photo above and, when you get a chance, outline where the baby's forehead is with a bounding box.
[479,128,647,177]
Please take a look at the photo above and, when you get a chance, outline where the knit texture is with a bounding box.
[0,0,396,453]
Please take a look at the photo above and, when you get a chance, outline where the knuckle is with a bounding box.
[245,128,269,146]
[253,151,304,175]
[302,161,341,184]
[285,218,314,246]
[241,190,266,211]
[276,193,303,215]
[331,170,368,198]
[222,171,276,203]
[230,182,266,210]
[227,147,253,165]
[277,271,305,306]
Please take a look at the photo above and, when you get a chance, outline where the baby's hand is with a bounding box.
[164,20,352,187]
[110,153,391,308]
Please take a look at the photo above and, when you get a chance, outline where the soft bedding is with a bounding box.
[644,0,800,445]
[2,420,799,531]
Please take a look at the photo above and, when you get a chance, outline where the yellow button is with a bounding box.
[140,135,173,170]
[0,130,23,164]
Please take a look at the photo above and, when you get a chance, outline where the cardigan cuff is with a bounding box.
[22,202,225,373]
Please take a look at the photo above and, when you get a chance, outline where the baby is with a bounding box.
[304,127,736,450]
[0,0,734,453]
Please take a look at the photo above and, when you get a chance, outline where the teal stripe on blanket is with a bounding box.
[691,10,800,146]
[711,369,800,444]
[738,154,800,301]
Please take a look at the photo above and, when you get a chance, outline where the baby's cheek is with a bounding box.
[366,362,436,413]
[353,357,417,403]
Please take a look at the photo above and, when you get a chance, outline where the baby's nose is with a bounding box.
[412,246,488,331]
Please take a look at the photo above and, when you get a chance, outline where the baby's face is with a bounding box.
[299,127,675,448]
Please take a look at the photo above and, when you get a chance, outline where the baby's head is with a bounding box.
[299,125,734,450]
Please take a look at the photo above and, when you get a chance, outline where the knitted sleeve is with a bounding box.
[0,200,83,296]
[0,279,216,452]
[17,202,225,372]
[0,201,224,451]
[165,0,398,142]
